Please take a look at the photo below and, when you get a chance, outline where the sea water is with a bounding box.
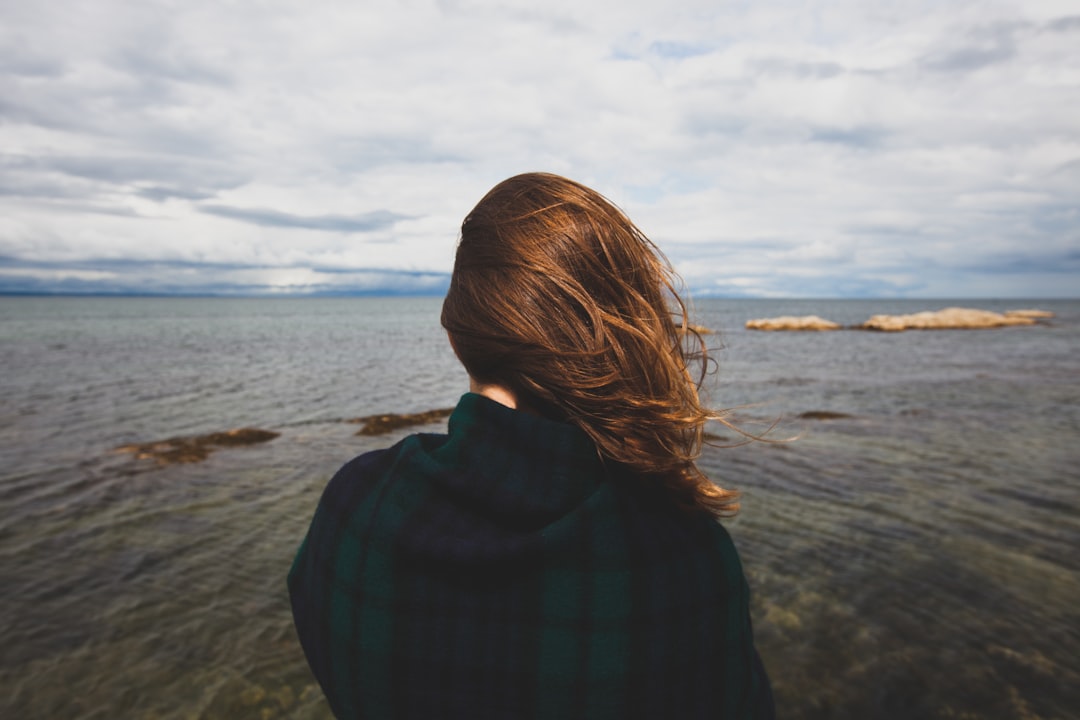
[1,296,1077,719]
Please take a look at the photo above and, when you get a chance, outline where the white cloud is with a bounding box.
[1,0,1078,297]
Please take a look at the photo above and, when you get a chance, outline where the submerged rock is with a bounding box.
[115,428,280,464]
[797,411,853,420]
[746,315,841,331]
[1005,309,1054,319]
[677,323,714,335]
[859,307,1036,332]
[348,408,454,435]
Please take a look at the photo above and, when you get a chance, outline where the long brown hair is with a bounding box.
[441,172,739,517]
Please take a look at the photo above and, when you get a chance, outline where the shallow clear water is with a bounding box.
[1,296,1078,719]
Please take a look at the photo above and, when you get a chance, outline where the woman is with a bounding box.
[288,173,774,719]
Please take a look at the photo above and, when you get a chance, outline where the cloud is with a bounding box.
[920,22,1024,73]
[0,255,450,295]
[750,58,846,79]
[136,186,218,202]
[197,205,411,233]
[649,41,713,60]
[1045,15,1080,33]
[808,126,889,148]
[31,154,242,188]
[110,44,232,89]
[959,246,1080,275]
[0,0,1078,297]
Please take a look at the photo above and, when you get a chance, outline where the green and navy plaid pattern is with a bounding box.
[289,393,773,719]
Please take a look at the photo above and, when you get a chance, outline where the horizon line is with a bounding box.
[2,291,1078,301]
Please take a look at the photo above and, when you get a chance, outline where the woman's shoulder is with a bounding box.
[610,482,746,575]
[319,431,446,502]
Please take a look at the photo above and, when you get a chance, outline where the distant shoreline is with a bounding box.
[0,290,448,299]
[3,292,1079,300]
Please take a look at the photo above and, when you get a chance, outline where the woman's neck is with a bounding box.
[469,378,518,410]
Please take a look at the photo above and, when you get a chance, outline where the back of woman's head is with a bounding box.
[441,172,738,517]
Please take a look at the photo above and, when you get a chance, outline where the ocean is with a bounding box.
[1,296,1077,719]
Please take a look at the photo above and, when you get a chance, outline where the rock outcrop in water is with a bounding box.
[859,307,1036,331]
[348,408,454,435]
[115,428,280,464]
[114,408,458,464]
[745,307,1054,332]
[746,315,841,331]
[797,411,854,420]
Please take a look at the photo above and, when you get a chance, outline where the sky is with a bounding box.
[1,0,1078,298]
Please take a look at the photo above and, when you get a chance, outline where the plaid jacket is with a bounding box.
[289,393,774,719]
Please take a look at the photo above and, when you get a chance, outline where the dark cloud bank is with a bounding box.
[0,257,450,296]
